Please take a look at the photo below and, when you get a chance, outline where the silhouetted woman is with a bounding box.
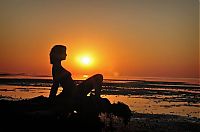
[49,45,103,110]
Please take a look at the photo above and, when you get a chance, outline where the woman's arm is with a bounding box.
[49,79,59,102]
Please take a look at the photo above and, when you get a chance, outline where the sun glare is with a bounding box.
[81,57,91,65]
[76,55,93,66]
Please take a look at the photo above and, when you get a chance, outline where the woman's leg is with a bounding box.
[77,74,103,97]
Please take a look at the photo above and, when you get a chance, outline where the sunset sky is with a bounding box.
[0,0,199,79]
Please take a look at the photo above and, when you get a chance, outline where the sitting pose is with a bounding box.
[49,45,103,111]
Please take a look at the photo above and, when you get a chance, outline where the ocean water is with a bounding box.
[0,75,199,118]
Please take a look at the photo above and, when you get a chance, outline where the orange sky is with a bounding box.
[0,0,199,79]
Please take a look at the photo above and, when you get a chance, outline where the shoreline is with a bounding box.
[0,77,199,131]
[0,93,199,131]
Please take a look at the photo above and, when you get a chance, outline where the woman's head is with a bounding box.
[50,45,67,64]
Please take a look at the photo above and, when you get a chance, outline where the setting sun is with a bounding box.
[76,55,93,67]
[81,57,91,65]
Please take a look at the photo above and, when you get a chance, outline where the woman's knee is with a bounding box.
[93,74,103,82]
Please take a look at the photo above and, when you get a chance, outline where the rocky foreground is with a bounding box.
[0,95,199,132]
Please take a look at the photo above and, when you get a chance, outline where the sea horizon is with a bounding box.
[0,72,199,85]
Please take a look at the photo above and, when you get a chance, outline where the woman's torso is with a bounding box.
[52,66,76,99]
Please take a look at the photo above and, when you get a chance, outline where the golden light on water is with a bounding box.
[83,74,89,78]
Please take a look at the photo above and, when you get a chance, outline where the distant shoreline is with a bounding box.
[0,77,199,86]
[0,73,199,85]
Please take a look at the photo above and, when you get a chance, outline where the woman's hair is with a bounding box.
[50,45,66,64]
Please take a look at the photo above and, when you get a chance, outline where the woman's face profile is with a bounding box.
[61,52,67,60]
